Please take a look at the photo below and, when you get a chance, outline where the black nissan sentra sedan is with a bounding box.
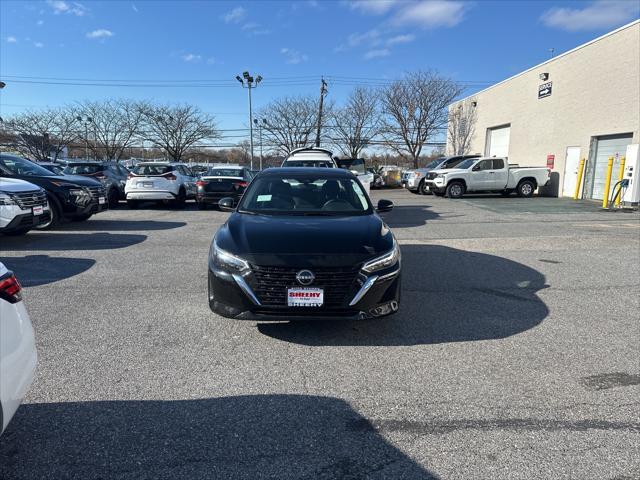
[208,167,401,320]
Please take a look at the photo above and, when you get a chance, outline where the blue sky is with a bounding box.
[1,0,639,139]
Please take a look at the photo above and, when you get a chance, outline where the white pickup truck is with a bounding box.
[424,157,551,199]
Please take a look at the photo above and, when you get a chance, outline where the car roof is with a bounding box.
[258,167,354,178]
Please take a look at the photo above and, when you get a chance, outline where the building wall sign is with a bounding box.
[538,82,553,99]
[547,154,555,169]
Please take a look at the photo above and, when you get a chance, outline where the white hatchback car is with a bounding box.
[125,162,196,208]
[0,263,37,434]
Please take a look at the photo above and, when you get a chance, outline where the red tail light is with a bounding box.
[0,272,23,304]
[164,173,177,181]
[196,180,207,187]
[234,181,248,188]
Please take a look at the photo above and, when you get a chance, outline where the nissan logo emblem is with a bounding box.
[296,270,315,286]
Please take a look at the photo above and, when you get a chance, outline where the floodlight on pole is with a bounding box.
[236,71,262,170]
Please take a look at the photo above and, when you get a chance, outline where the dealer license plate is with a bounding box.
[32,205,44,216]
[98,197,106,205]
[287,288,324,307]
[138,181,154,188]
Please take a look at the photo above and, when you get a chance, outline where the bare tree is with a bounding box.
[259,96,319,155]
[447,99,477,155]
[330,87,380,158]
[75,99,145,161]
[142,104,218,162]
[3,108,78,161]
[380,70,463,168]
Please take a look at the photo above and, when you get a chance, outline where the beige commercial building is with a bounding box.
[447,20,640,199]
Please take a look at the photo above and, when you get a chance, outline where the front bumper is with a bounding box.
[126,190,177,201]
[425,180,445,193]
[208,265,401,321]
[0,209,51,232]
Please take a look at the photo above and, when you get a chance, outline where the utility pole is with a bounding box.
[236,72,262,170]
[76,115,93,160]
[315,77,328,147]
[254,118,266,170]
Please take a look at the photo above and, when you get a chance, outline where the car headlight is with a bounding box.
[68,188,92,205]
[414,172,422,178]
[362,239,400,273]
[210,240,250,274]
[0,193,17,205]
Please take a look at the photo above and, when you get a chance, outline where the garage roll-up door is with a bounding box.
[589,134,633,200]
[486,125,510,158]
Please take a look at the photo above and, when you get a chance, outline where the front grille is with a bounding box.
[11,190,48,209]
[86,185,106,200]
[249,265,360,308]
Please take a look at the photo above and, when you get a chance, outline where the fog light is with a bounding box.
[369,301,397,317]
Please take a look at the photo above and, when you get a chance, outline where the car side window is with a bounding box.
[183,166,194,177]
[176,166,185,176]
[492,158,505,169]
[476,160,493,171]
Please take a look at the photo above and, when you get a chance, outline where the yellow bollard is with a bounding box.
[573,158,586,200]
[614,156,626,207]
[601,157,614,209]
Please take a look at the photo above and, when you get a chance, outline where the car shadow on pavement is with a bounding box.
[379,205,440,228]
[0,232,147,251]
[258,245,549,346]
[0,395,436,480]
[55,219,187,232]
[0,255,95,287]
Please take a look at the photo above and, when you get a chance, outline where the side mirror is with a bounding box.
[218,197,235,212]
[376,199,393,213]
[472,165,480,171]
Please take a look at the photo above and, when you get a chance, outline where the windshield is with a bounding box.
[456,159,478,170]
[206,168,243,177]
[64,164,103,175]
[424,158,444,169]
[284,160,334,168]
[238,175,371,216]
[0,155,59,177]
[133,164,173,175]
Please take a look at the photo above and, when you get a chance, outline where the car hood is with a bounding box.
[431,168,467,175]
[216,212,394,267]
[0,177,43,193]
[17,174,103,188]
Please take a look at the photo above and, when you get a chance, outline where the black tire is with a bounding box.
[418,181,432,195]
[35,197,61,230]
[445,181,465,199]
[173,188,186,209]
[3,227,31,236]
[108,188,120,208]
[516,180,535,198]
[127,200,139,209]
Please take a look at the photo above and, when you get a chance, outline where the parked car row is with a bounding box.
[0,154,109,236]
[402,155,551,198]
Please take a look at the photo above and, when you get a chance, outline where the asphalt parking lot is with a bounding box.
[1,190,639,480]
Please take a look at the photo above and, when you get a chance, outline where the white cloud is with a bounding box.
[6,36,18,43]
[222,6,247,24]
[349,0,398,15]
[46,0,88,17]
[386,33,415,46]
[132,3,138,13]
[281,47,309,64]
[392,1,466,28]
[86,29,114,40]
[37,20,44,26]
[34,42,44,48]
[364,48,390,60]
[182,53,202,62]
[206,57,216,65]
[541,0,639,32]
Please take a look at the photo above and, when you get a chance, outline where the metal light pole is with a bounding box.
[254,118,267,170]
[76,115,93,160]
[236,72,262,170]
[0,81,6,123]
[315,77,328,147]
